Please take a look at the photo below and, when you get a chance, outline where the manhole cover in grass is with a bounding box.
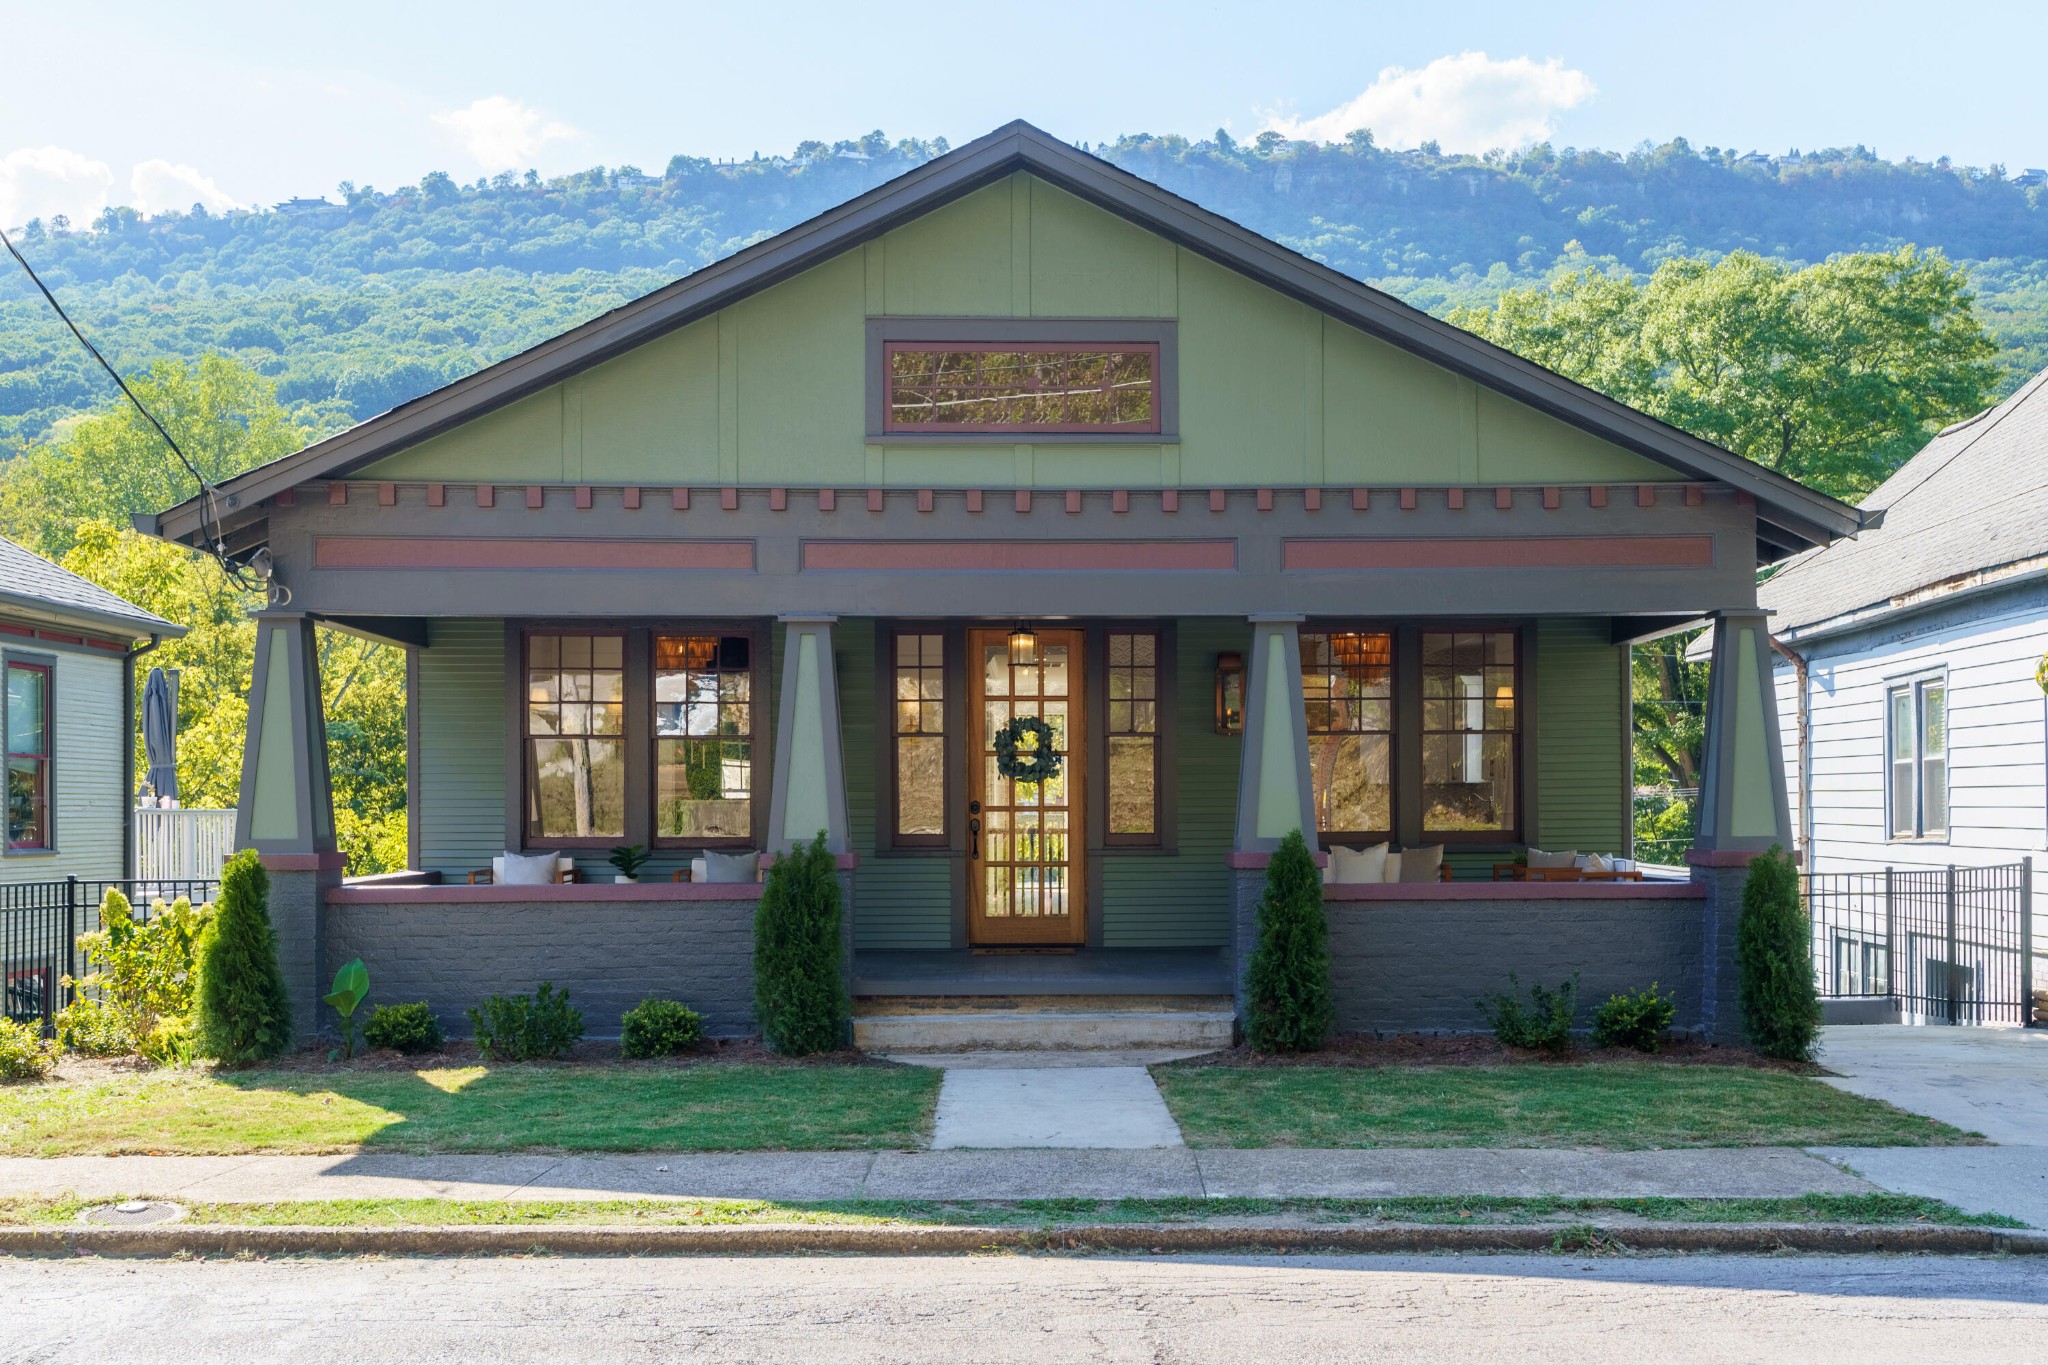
[81,1201,185,1226]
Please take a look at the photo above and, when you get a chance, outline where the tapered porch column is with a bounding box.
[1693,609,1794,857]
[1233,614,1317,853]
[765,615,851,855]
[235,613,341,1041]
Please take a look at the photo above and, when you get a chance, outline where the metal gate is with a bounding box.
[1804,862,2034,1025]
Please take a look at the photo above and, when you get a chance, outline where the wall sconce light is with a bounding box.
[1006,622,1039,667]
[1215,652,1245,734]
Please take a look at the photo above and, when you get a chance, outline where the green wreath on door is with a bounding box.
[992,716,1064,783]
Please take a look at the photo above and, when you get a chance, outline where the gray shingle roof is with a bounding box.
[0,536,182,637]
[1759,367,2048,638]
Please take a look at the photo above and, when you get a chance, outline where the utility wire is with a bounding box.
[0,224,254,590]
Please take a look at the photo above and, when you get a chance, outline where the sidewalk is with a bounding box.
[0,1147,1875,1204]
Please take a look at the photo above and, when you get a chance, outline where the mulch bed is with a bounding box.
[1165,1033,1823,1075]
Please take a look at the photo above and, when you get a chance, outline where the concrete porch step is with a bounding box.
[853,995,1236,1052]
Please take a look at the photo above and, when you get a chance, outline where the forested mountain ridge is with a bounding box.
[4,129,2045,455]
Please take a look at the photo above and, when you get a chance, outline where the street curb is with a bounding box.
[1,1222,2042,1259]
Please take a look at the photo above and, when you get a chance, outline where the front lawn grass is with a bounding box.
[1152,1062,1978,1149]
[0,1192,2012,1229]
[0,1063,941,1156]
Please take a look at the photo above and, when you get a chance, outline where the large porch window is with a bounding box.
[1421,631,1519,835]
[1301,632,1394,839]
[655,635,754,842]
[1105,630,1161,843]
[523,633,626,842]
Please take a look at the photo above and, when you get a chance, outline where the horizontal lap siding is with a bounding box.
[844,619,952,949]
[1534,617,1628,856]
[1099,619,1246,948]
[1792,587,2048,893]
[416,619,507,877]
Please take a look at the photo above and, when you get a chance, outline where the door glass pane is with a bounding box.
[1889,689,1915,837]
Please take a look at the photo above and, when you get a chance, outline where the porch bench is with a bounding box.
[1491,864,1646,883]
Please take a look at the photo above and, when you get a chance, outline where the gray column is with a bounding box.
[1233,614,1317,853]
[765,615,851,855]
[1693,609,1794,855]
[234,613,342,1042]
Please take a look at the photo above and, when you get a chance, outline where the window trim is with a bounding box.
[1300,623,1400,845]
[1885,671,1948,844]
[885,627,954,850]
[865,317,1179,445]
[4,653,55,854]
[508,622,768,854]
[1096,624,1171,849]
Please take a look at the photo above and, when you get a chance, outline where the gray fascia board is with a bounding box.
[0,589,184,641]
[151,121,1863,548]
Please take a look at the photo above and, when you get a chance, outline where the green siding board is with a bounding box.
[1534,617,1629,855]
[842,619,952,949]
[361,171,1683,492]
[416,619,508,876]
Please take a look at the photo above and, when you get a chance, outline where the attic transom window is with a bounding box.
[884,342,1160,434]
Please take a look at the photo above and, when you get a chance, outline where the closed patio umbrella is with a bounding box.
[141,666,177,803]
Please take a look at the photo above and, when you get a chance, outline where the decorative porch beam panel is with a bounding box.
[236,614,338,859]
[1692,609,1794,855]
[1234,616,1316,853]
[1283,536,1714,572]
[765,616,851,855]
[801,540,1235,572]
[314,538,755,572]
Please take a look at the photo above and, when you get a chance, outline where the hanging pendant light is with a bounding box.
[1007,622,1040,666]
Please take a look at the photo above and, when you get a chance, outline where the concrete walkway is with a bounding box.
[930,1068,1186,1149]
[0,1147,1875,1204]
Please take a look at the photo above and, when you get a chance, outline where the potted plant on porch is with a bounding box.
[608,844,652,884]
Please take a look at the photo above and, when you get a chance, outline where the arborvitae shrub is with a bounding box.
[1244,829,1334,1053]
[753,833,849,1056]
[1737,844,1821,1061]
[620,998,706,1058]
[194,850,294,1065]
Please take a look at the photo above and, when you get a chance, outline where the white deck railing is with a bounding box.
[133,807,237,882]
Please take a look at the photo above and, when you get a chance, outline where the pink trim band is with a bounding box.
[801,540,1235,572]
[1283,535,1715,572]
[328,883,765,904]
[315,538,755,572]
[1324,881,1703,900]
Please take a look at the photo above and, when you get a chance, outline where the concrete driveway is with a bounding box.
[1811,1024,2048,1228]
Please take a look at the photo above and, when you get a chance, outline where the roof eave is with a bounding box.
[0,588,185,641]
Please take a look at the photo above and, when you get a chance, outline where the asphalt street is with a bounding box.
[4,1252,2045,1363]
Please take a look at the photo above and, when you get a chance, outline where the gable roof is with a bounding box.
[145,121,1866,559]
[1759,366,2048,640]
[0,536,183,639]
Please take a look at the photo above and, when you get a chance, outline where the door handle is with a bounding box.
[969,817,981,859]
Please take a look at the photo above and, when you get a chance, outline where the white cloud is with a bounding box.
[432,95,578,174]
[1264,52,1597,152]
[129,159,244,216]
[0,146,114,229]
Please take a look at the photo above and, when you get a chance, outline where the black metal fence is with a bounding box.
[1,878,220,1033]
[1804,862,2034,1025]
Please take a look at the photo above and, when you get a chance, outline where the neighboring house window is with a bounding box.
[883,343,1160,434]
[1105,631,1161,842]
[654,635,754,843]
[6,661,52,850]
[892,631,946,844]
[1301,631,1395,839]
[1888,678,1947,840]
[523,633,626,842]
[1422,631,1520,836]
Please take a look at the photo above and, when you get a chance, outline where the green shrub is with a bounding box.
[621,998,706,1058]
[194,850,294,1065]
[1477,973,1580,1052]
[363,1001,444,1054]
[58,889,213,1063]
[1738,844,1821,1061]
[467,983,583,1061]
[1592,983,1678,1053]
[753,832,849,1056]
[0,1018,58,1082]
[1244,829,1334,1053]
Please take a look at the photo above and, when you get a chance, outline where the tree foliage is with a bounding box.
[1243,829,1334,1054]
[1736,845,1822,1062]
[1452,248,2000,500]
[753,833,849,1056]
[194,849,295,1065]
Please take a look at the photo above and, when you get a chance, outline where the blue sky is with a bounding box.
[4,0,2045,228]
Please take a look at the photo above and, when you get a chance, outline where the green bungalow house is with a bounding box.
[142,123,1866,1046]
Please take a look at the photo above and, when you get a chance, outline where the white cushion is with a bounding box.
[1328,843,1390,885]
[701,850,759,884]
[1612,858,1637,873]
[1576,853,1615,873]
[1382,852,1401,882]
[1526,848,1578,869]
[1394,844,1444,883]
[498,851,560,885]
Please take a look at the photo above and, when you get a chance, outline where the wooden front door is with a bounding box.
[967,628,1086,945]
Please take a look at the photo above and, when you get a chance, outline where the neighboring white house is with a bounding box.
[0,536,184,883]
[1753,367,2048,888]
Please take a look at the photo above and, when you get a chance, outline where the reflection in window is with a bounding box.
[1106,632,1159,839]
[525,633,625,839]
[6,662,52,849]
[655,635,752,841]
[1888,679,1947,839]
[894,633,945,839]
[1301,632,1393,836]
[1422,631,1518,834]
[885,343,1159,433]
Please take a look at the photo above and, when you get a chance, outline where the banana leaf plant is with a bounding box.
[324,958,371,1060]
